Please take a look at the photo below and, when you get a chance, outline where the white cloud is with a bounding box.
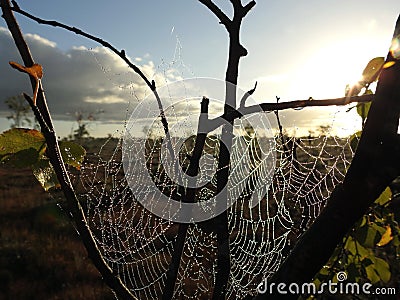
[25,33,57,48]
[84,95,127,104]
[0,27,10,35]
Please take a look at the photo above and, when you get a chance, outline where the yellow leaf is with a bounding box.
[377,226,393,247]
[383,61,396,69]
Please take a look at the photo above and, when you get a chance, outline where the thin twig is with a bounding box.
[162,97,210,300]
[235,0,256,19]
[273,96,289,156]
[198,0,231,28]
[22,93,51,132]
[254,14,400,300]
[0,1,52,127]
[239,81,257,109]
[0,1,136,298]
[4,1,375,133]
[201,94,374,137]
[4,0,176,160]
[203,0,256,298]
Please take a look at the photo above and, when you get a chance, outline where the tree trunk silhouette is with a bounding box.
[0,1,136,299]
[2,0,399,299]
[254,14,400,300]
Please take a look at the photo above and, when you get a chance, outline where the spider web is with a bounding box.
[65,47,358,299]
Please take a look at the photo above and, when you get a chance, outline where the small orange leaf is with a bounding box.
[9,61,27,72]
[9,61,43,106]
[9,61,43,79]
[30,64,43,79]
[377,226,393,247]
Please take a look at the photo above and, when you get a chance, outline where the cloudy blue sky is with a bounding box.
[1,0,399,137]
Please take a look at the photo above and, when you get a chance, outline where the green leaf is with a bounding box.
[361,258,373,268]
[349,131,362,153]
[355,241,370,257]
[372,257,391,283]
[355,224,384,249]
[370,223,387,235]
[345,236,370,257]
[365,226,380,248]
[356,102,371,120]
[4,148,40,168]
[32,158,60,191]
[375,187,392,205]
[0,128,46,166]
[354,225,371,248]
[59,141,86,169]
[365,265,381,284]
[345,236,357,255]
[356,223,387,248]
[392,235,400,247]
[359,216,367,227]
[361,57,385,84]
[319,266,331,276]
[364,89,374,95]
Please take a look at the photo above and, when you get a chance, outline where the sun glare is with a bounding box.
[290,40,378,100]
[281,38,387,136]
[390,35,400,59]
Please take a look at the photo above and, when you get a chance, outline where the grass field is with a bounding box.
[0,165,114,300]
[1,135,399,299]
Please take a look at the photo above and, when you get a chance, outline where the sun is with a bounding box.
[281,38,386,136]
[290,39,378,100]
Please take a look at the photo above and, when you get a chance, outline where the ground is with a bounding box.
[0,165,114,300]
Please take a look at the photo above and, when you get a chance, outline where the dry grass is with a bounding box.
[0,165,114,300]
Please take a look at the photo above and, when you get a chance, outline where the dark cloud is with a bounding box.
[0,27,182,122]
[0,28,357,137]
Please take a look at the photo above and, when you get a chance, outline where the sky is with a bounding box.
[0,0,399,137]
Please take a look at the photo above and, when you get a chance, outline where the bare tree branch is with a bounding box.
[162,97,210,300]
[198,0,232,28]
[0,0,52,128]
[202,94,374,136]
[254,15,400,300]
[233,0,256,19]
[5,2,147,87]
[3,0,176,160]
[3,2,394,300]
[9,0,373,133]
[0,1,136,299]
[239,81,257,108]
[243,1,257,15]
[197,1,257,298]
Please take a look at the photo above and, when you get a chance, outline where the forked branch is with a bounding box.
[3,0,176,160]
[198,0,231,28]
[254,14,400,300]
[232,0,256,19]
[202,93,374,138]
[3,1,374,120]
[0,1,136,299]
